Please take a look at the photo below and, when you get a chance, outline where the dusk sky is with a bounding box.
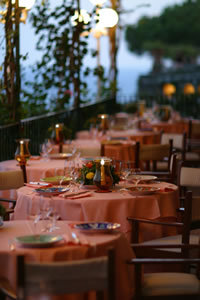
[0,0,185,97]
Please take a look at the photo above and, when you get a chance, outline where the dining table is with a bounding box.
[0,220,134,300]
[13,181,179,242]
[0,157,78,200]
[75,129,161,145]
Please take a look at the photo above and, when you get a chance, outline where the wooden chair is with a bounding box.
[0,249,116,300]
[139,153,178,184]
[127,244,200,300]
[177,161,200,228]
[135,140,173,171]
[160,132,187,161]
[0,170,24,220]
[127,191,200,259]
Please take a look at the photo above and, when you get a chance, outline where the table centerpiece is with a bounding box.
[77,159,120,188]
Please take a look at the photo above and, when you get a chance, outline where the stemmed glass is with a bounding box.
[119,161,131,192]
[39,139,53,161]
[46,197,60,232]
[131,168,142,186]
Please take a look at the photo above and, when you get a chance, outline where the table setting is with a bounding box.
[0,219,135,300]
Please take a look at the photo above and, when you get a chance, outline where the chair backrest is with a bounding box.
[127,249,200,299]
[135,141,173,171]
[17,249,115,300]
[161,132,187,161]
[177,162,200,223]
[0,170,24,190]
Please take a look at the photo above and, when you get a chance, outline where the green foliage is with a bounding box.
[125,0,200,64]
[78,161,120,186]
[23,0,93,110]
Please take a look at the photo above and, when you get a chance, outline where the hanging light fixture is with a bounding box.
[183,83,195,95]
[97,8,118,28]
[163,83,176,96]
[71,9,91,26]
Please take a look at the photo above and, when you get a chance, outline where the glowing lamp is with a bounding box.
[163,83,176,96]
[183,83,195,95]
[98,8,118,28]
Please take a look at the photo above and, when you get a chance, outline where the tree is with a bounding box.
[125,0,200,71]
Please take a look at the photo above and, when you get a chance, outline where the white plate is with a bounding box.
[128,175,157,182]
[127,185,160,195]
[74,222,121,233]
[40,176,72,185]
[15,234,63,248]
[35,187,69,196]
[48,153,72,159]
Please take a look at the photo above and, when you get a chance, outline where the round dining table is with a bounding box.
[13,181,179,242]
[76,129,161,145]
[0,220,134,300]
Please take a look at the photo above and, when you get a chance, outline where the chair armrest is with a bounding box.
[0,199,16,205]
[127,216,183,228]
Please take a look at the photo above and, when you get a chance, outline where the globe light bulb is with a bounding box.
[98,8,118,28]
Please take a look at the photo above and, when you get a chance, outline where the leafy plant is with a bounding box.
[78,161,120,186]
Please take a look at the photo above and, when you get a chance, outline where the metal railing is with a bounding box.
[0,98,116,162]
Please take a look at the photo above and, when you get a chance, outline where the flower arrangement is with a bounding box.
[78,161,120,186]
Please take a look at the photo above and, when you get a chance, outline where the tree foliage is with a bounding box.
[125,0,200,69]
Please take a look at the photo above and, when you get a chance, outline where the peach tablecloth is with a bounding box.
[0,220,134,300]
[76,130,160,144]
[14,182,179,242]
[151,120,189,134]
[51,140,101,156]
[0,158,77,200]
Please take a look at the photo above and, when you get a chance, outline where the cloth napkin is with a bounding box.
[159,185,177,192]
[29,156,41,160]
[59,191,93,199]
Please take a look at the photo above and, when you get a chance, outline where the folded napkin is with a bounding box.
[29,156,41,160]
[59,191,93,199]
[63,230,89,246]
[160,185,177,192]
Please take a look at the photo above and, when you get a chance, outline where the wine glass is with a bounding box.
[119,161,131,192]
[46,197,60,232]
[131,168,142,186]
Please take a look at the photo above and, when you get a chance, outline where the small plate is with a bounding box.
[48,153,72,160]
[127,185,160,195]
[128,175,157,182]
[74,222,121,233]
[25,182,52,188]
[40,176,72,185]
[35,187,69,196]
[14,234,63,248]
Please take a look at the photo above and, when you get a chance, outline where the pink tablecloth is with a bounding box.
[14,182,179,242]
[51,140,101,157]
[76,130,160,145]
[0,220,134,300]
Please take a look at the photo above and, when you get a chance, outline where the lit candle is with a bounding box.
[100,159,106,186]
[20,140,24,156]
[55,124,60,143]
